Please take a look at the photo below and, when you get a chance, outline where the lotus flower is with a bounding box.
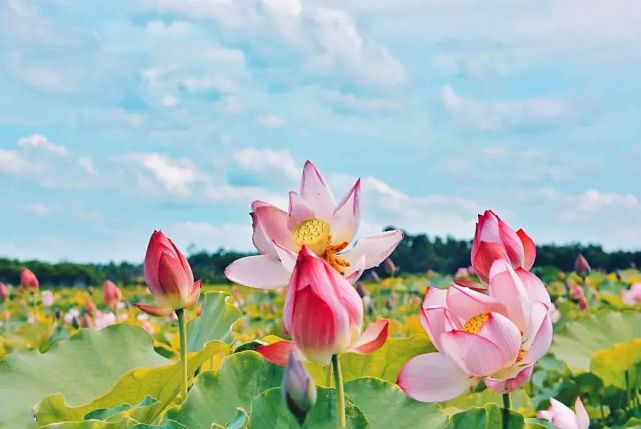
[575,254,591,277]
[258,246,389,365]
[225,161,403,288]
[20,267,39,290]
[471,210,535,284]
[0,283,9,301]
[282,353,317,425]
[136,231,201,317]
[103,280,122,308]
[41,290,54,307]
[537,397,589,429]
[397,259,552,402]
[622,282,641,305]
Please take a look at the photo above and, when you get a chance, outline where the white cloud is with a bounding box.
[77,157,96,174]
[120,152,202,198]
[232,147,299,182]
[0,148,30,176]
[24,202,51,216]
[320,90,403,113]
[17,133,67,155]
[256,115,286,128]
[441,85,581,131]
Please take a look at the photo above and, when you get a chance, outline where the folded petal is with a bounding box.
[350,319,389,354]
[186,280,202,307]
[487,260,530,333]
[331,179,360,244]
[477,312,521,365]
[548,398,580,429]
[498,218,525,267]
[473,241,508,283]
[517,229,536,270]
[343,255,366,283]
[254,205,297,250]
[257,340,298,366]
[134,303,174,317]
[440,330,509,377]
[397,352,474,402]
[446,284,502,322]
[287,192,317,230]
[342,230,404,271]
[516,268,551,306]
[273,241,298,273]
[485,365,533,394]
[522,302,553,365]
[421,306,461,351]
[300,161,335,221]
[423,286,447,308]
[575,397,589,429]
[225,255,291,289]
[251,211,275,255]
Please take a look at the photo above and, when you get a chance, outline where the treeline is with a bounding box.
[0,229,639,287]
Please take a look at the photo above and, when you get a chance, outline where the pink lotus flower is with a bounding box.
[397,259,552,402]
[225,161,403,288]
[41,290,54,307]
[136,231,201,317]
[622,282,641,305]
[257,246,389,365]
[537,397,589,429]
[20,267,39,290]
[471,211,535,284]
[0,283,9,301]
[103,280,122,308]
[575,254,591,277]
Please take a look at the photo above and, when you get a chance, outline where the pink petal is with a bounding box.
[254,205,296,250]
[487,260,530,333]
[287,192,317,230]
[477,210,501,243]
[299,160,335,221]
[445,284,502,322]
[224,255,291,289]
[485,365,533,394]
[157,252,191,303]
[397,352,474,402]
[350,319,388,354]
[440,330,509,377]
[256,340,298,366]
[273,241,298,273]
[517,229,536,270]
[134,303,173,317]
[516,268,551,306]
[421,306,461,351]
[343,255,366,283]
[423,286,447,308]
[548,398,580,429]
[251,210,275,255]
[498,217,525,268]
[477,313,521,365]
[574,397,590,429]
[186,280,202,307]
[522,302,553,365]
[342,230,404,271]
[331,179,360,244]
[472,241,509,284]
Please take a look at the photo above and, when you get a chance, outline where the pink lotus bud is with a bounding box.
[20,267,39,290]
[41,290,54,307]
[537,397,589,429]
[0,283,9,301]
[369,271,381,282]
[137,231,201,316]
[282,353,317,425]
[103,280,122,308]
[471,210,535,283]
[80,313,94,328]
[84,299,96,316]
[575,254,591,277]
[578,296,587,311]
[383,258,398,275]
[570,284,585,300]
[283,246,363,364]
[355,281,368,299]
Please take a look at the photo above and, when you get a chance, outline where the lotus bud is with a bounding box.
[369,271,381,282]
[41,290,54,307]
[84,299,96,316]
[20,268,39,291]
[0,282,9,301]
[282,353,317,425]
[80,313,93,328]
[575,254,591,277]
[103,280,122,308]
[383,258,398,276]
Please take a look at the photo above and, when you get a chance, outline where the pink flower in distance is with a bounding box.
[537,397,589,429]
[103,280,122,308]
[20,267,39,290]
[397,259,552,402]
[136,231,201,317]
[225,161,403,289]
[257,246,389,365]
[622,282,641,305]
[41,290,54,307]
[471,210,535,284]
[0,283,9,301]
[574,254,591,276]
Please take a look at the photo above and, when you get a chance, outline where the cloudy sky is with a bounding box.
[1,0,640,262]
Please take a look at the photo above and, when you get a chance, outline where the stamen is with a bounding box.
[463,313,490,334]
[324,236,350,274]
[515,347,527,364]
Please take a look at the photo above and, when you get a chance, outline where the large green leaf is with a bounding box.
[307,335,434,385]
[444,389,535,416]
[344,377,447,429]
[447,404,525,429]
[167,351,284,429]
[0,324,169,428]
[35,341,230,425]
[550,311,641,372]
[42,417,187,428]
[248,386,368,429]
[590,338,641,389]
[187,292,242,351]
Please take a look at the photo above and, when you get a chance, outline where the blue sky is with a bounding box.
[1,0,640,262]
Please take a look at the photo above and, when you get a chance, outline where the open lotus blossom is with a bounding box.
[471,210,536,284]
[397,259,552,402]
[225,161,403,289]
[257,246,389,365]
[622,282,641,305]
[136,231,201,317]
[103,280,122,308]
[20,267,39,290]
[537,397,589,429]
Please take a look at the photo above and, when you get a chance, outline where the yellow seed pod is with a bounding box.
[293,218,330,256]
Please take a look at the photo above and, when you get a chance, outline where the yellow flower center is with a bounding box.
[293,218,350,274]
[463,313,490,334]
[515,347,527,364]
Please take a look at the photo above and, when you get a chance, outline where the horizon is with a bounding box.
[2,1,640,263]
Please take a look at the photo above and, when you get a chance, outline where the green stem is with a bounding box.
[176,309,189,401]
[332,354,346,428]
[502,393,511,429]
[325,364,333,387]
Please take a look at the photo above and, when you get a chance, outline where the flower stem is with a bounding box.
[176,309,189,401]
[325,364,333,387]
[332,354,346,428]
[502,393,511,429]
